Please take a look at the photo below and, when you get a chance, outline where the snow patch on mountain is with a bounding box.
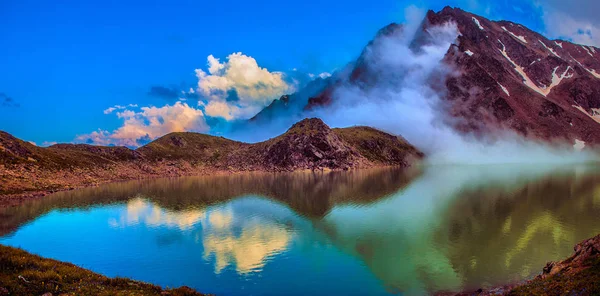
[472,17,484,30]
[498,83,510,96]
[538,40,560,58]
[582,46,594,57]
[589,69,600,79]
[498,40,545,96]
[464,50,474,56]
[498,39,572,97]
[544,66,573,95]
[573,105,600,124]
[554,41,563,48]
[573,58,600,79]
[530,58,541,66]
[501,26,527,43]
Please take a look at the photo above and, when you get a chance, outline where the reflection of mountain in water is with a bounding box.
[321,164,600,294]
[2,165,600,294]
[0,167,420,237]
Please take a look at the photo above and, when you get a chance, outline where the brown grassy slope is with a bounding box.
[0,118,424,201]
[0,131,139,169]
[507,234,600,296]
[0,131,149,196]
[119,118,423,172]
[137,132,245,163]
[451,234,600,296]
[0,245,206,296]
[333,126,424,166]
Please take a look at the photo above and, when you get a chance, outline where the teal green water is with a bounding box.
[1,165,600,295]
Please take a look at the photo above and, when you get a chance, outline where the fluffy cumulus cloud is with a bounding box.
[195,52,294,120]
[78,52,302,146]
[78,102,208,147]
[537,0,600,46]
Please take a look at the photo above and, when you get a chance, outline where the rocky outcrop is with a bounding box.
[256,118,365,170]
[540,233,600,278]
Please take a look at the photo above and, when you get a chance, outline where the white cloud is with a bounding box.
[78,102,208,147]
[103,107,117,114]
[103,104,138,114]
[203,100,240,121]
[538,0,600,47]
[78,129,114,146]
[42,141,58,147]
[308,72,332,80]
[194,52,294,120]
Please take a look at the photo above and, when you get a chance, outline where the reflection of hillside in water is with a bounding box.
[321,164,600,294]
[0,167,419,237]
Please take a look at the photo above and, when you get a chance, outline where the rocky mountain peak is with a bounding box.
[286,118,331,134]
[253,7,600,147]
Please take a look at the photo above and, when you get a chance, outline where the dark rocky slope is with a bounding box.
[252,7,600,147]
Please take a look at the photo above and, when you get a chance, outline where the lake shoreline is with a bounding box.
[2,165,600,295]
[2,234,598,295]
[446,234,600,296]
[0,244,208,295]
[0,168,227,207]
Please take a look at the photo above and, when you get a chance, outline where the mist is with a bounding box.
[225,8,598,165]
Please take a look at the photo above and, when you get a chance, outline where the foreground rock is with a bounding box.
[448,234,600,296]
[0,118,423,205]
[0,245,206,296]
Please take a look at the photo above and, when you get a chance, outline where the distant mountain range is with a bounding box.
[252,7,600,146]
[0,118,422,202]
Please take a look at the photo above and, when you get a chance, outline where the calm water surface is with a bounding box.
[1,165,600,295]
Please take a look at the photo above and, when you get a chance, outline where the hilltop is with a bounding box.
[0,118,423,204]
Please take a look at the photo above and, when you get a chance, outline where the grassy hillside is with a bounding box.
[0,118,424,202]
[0,245,206,295]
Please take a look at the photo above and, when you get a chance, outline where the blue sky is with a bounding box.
[0,0,596,146]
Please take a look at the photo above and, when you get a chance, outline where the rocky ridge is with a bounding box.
[0,118,423,204]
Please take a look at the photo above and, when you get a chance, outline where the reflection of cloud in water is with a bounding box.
[201,199,295,274]
[110,197,294,275]
[203,219,291,274]
[109,197,205,230]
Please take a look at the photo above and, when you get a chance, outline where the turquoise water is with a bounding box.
[1,165,600,295]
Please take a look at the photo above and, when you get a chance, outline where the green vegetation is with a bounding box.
[0,245,206,296]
